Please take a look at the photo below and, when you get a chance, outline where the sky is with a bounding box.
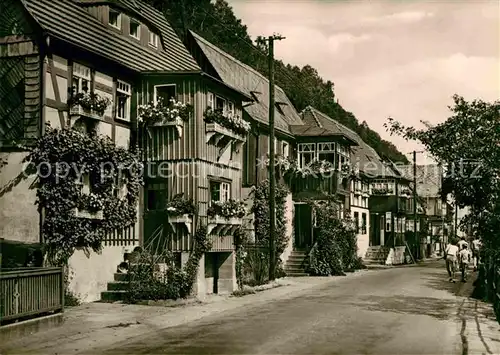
[228,0,500,164]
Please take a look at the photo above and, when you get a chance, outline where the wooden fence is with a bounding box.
[0,267,64,324]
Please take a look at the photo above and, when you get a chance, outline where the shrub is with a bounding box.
[308,198,364,276]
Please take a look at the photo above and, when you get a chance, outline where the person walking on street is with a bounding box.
[457,236,468,251]
[472,237,481,272]
[458,244,471,282]
[444,241,459,282]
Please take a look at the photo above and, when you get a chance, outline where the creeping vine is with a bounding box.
[26,127,141,266]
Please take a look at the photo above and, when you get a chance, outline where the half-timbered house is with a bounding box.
[0,0,217,301]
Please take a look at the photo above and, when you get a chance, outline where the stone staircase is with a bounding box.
[364,246,391,265]
[101,272,130,302]
[284,250,309,277]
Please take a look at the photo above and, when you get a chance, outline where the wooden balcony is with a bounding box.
[291,172,347,200]
[369,195,414,215]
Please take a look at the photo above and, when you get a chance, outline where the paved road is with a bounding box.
[95,261,469,354]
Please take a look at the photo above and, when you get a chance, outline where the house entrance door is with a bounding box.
[294,204,313,250]
[370,214,381,246]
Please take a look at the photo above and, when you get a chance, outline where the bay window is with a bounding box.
[297,143,316,169]
[317,142,336,164]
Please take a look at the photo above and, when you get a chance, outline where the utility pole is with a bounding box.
[413,151,418,259]
[267,34,285,281]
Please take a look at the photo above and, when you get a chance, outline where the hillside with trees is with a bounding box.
[145,0,409,163]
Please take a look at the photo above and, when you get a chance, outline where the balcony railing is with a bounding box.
[291,172,346,199]
[1,267,64,324]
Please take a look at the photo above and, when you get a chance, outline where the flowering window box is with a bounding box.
[205,122,246,144]
[69,105,105,120]
[73,208,104,220]
[148,118,184,137]
[167,213,193,234]
[207,216,242,235]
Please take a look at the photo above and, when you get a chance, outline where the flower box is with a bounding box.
[69,105,104,120]
[207,216,242,235]
[73,208,103,220]
[167,214,193,234]
[205,122,246,143]
[208,216,243,225]
[147,119,184,137]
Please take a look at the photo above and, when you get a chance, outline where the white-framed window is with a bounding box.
[227,101,234,116]
[282,142,289,157]
[72,62,91,94]
[149,31,159,48]
[109,9,121,30]
[207,92,215,109]
[318,142,336,164]
[154,84,176,105]
[338,144,350,170]
[116,80,131,121]
[209,180,230,202]
[215,95,227,113]
[130,19,140,40]
[267,137,278,155]
[298,143,316,168]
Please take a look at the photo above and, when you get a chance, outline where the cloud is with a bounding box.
[327,33,372,52]
[361,11,435,25]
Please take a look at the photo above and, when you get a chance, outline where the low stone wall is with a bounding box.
[392,246,406,265]
[68,244,137,303]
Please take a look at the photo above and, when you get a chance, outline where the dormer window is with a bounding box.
[130,20,140,40]
[149,31,159,48]
[109,9,121,30]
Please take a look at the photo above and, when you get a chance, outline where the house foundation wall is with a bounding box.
[0,153,39,244]
[68,244,138,303]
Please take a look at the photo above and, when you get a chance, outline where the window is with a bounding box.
[298,143,316,168]
[354,212,359,233]
[113,173,127,199]
[147,182,168,210]
[282,142,289,157]
[207,92,214,109]
[155,85,176,106]
[267,137,278,155]
[72,62,91,94]
[116,80,131,121]
[109,9,121,29]
[338,144,350,170]
[317,142,336,164]
[210,181,230,202]
[215,96,226,112]
[130,20,140,39]
[149,31,159,48]
[227,101,234,116]
[385,216,392,232]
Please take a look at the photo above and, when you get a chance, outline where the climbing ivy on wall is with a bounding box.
[26,127,141,266]
[251,180,289,276]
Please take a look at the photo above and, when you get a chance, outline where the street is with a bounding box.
[91,261,490,355]
[2,260,498,355]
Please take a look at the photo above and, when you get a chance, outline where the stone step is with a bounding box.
[285,260,308,266]
[114,273,130,282]
[285,272,309,277]
[101,290,127,302]
[107,281,130,291]
[287,255,308,261]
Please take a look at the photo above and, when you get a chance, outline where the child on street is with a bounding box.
[458,244,471,282]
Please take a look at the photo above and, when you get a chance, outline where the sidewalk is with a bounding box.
[0,270,371,354]
[454,271,500,355]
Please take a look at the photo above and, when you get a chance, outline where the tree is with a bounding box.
[385,95,500,256]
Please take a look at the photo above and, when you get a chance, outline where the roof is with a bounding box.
[188,30,303,135]
[300,106,400,179]
[293,106,357,145]
[21,0,200,73]
[398,164,443,197]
